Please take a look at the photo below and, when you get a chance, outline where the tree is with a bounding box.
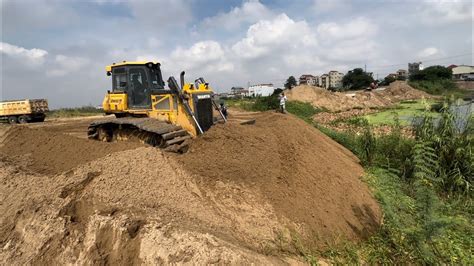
[410,65,452,81]
[272,88,283,95]
[381,75,396,86]
[284,76,297,89]
[342,68,374,90]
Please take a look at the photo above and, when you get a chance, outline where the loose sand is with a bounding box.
[286,81,431,112]
[0,112,381,264]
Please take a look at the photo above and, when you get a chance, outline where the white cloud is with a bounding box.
[46,55,90,77]
[127,0,193,28]
[324,38,378,62]
[419,0,472,25]
[312,0,347,13]
[203,0,274,30]
[169,41,233,73]
[1,1,471,105]
[2,0,81,34]
[0,42,48,64]
[172,41,224,62]
[417,47,440,58]
[232,14,317,59]
[317,17,377,41]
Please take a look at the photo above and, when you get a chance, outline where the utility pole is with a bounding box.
[364,64,367,73]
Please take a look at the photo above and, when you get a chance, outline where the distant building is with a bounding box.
[231,86,244,94]
[319,74,329,89]
[386,73,398,79]
[248,83,274,97]
[312,75,320,86]
[396,69,408,80]
[408,62,424,75]
[299,74,317,86]
[452,65,474,80]
[229,86,247,98]
[328,70,344,89]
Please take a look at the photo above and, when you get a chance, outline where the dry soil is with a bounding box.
[0,112,381,264]
[286,81,431,112]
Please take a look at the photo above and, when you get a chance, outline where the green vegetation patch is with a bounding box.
[48,106,104,118]
[409,80,468,98]
[311,106,473,264]
[363,100,440,126]
[227,97,321,121]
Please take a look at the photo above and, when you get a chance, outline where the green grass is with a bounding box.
[409,80,468,98]
[47,106,104,118]
[286,101,322,121]
[307,109,472,264]
[357,168,473,264]
[226,98,322,121]
[278,167,473,265]
[363,99,440,126]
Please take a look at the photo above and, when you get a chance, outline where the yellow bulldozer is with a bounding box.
[88,61,226,152]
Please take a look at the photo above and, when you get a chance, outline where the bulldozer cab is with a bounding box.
[108,62,165,109]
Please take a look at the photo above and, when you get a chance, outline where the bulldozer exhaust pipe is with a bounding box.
[180,71,185,90]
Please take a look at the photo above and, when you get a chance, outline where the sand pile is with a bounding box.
[286,81,431,112]
[178,112,381,245]
[285,85,352,111]
[0,147,282,264]
[1,114,381,264]
[0,126,141,175]
[379,80,431,100]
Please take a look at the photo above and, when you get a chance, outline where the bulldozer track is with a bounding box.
[87,117,191,152]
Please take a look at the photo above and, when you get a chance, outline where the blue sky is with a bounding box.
[1,0,472,107]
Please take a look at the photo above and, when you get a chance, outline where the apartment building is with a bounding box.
[299,74,318,86]
[319,74,329,89]
[396,69,408,80]
[328,70,343,89]
[408,62,424,75]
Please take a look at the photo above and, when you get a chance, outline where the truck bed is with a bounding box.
[0,99,49,117]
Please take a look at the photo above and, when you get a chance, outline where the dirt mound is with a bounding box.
[286,81,431,111]
[285,85,352,111]
[177,112,381,247]
[0,126,141,175]
[0,147,284,264]
[0,114,382,263]
[380,80,431,99]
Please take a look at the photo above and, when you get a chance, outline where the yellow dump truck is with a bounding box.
[0,99,49,124]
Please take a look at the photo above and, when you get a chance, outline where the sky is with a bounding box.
[1,0,473,108]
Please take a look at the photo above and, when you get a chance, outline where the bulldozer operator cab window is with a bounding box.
[129,67,150,108]
[112,68,127,92]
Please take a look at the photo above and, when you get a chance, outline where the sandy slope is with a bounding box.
[0,112,381,264]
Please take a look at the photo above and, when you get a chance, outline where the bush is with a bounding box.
[314,104,472,264]
[410,65,452,81]
[286,101,321,121]
[252,95,280,111]
[48,106,103,118]
[409,80,458,95]
[318,106,473,195]
[413,107,473,195]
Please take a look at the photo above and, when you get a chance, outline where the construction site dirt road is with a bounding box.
[0,112,381,264]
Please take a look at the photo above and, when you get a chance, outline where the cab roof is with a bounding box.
[105,61,159,72]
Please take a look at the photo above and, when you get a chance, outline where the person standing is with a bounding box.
[279,93,288,113]
[219,103,228,119]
